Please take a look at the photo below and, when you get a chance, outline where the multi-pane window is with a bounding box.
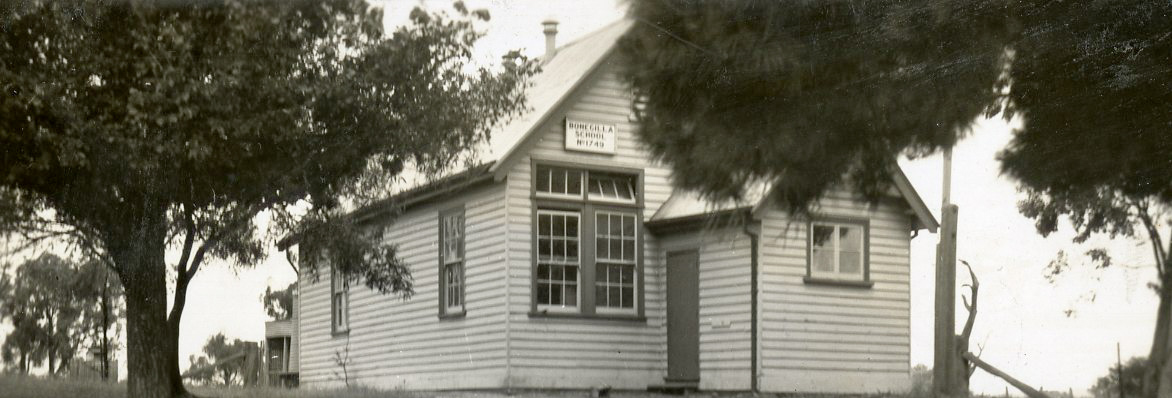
[809,221,867,281]
[331,268,348,332]
[536,166,583,197]
[532,164,642,317]
[536,210,580,309]
[595,211,636,312]
[440,209,465,315]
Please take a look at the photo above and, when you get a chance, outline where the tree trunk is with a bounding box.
[108,202,192,398]
[101,276,110,381]
[47,314,56,376]
[1147,269,1172,398]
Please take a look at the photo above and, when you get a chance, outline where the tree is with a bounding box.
[0,1,533,397]
[263,282,295,321]
[74,258,125,381]
[0,254,81,374]
[187,333,247,386]
[184,355,216,386]
[615,0,1014,212]
[1000,1,1172,396]
[1090,357,1148,398]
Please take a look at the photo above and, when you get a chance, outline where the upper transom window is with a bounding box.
[587,172,636,203]
[536,166,583,197]
[535,165,637,203]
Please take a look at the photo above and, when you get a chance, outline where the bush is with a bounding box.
[1089,356,1147,398]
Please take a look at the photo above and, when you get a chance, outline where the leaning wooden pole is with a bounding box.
[933,204,960,395]
[963,352,1048,398]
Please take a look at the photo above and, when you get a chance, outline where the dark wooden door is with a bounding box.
[666,249,700,382]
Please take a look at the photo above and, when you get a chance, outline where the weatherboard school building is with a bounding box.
[287,19,938,394]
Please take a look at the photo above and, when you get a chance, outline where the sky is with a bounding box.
[0,1,1159,396]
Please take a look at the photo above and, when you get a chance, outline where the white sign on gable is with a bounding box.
[564,118,616,154]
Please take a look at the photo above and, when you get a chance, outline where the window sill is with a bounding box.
[528,310,646,323]
[438,310,467,320]
[803,276,874,288]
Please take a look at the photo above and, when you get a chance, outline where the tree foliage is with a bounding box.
[263,282,295,321]
[185,333,247,386]
[1000,1,1172,204]
[0,254,119,376]
[1090,356,1148,398]
[0,1,533,396]
[616,0,1014,211]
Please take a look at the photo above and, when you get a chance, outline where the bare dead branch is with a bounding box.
[960,260,979,341]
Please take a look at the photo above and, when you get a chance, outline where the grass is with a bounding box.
[0,374,125,398]
[0,375,909,398]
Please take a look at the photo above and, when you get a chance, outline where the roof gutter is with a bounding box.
[276,162,496,251]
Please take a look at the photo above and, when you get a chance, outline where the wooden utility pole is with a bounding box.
[1118,342,1125,398]
[934,147,963,396]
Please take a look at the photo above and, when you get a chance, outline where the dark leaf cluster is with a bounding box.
[262,282,296,321]
[1000,0,1172,204]
[617,0,1014,212]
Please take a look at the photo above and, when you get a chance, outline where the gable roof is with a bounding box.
[484,19,634,179]
[322,17,937,237]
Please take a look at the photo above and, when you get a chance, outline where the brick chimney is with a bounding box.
[543,19,559,59]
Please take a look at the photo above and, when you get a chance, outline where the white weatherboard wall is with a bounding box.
[659,227,754,391]
[758,191,914,394]
[298,183,509,389]
[502,58,676,389]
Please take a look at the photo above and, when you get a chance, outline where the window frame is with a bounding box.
[438,206,467,319]
[529,159,646,320]
[534,165,585,201]
[267,336,291,373]
[593,210,639,315]
[804,217,873,288]
[330,266,349,335]
[534,208,583,313]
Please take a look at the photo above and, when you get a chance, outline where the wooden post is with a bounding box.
[1118,342,1125,398]
[933,205,960,395]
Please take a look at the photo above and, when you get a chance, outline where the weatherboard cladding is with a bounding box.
[294,17,927,393]
[298,183,509,389]
[758,190,914,393]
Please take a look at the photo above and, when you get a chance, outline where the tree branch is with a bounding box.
[175,204,196,278]
[960,260,979,341]
[285,250,299,275]
[1136,205,1167,278]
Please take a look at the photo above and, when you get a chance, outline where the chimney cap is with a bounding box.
[542,19,559,32]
